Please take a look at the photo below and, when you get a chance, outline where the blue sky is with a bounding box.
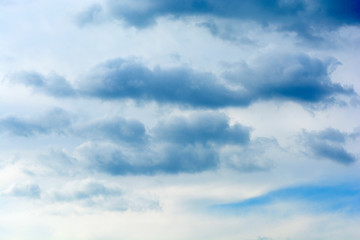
[0,0,360,239]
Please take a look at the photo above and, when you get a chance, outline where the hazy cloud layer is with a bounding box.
[0,108,72,137]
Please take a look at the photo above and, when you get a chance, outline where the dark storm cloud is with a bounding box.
[303,128,356,164]
[0,108,72,137]
[107,0,360,39]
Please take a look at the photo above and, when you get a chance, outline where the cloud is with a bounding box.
[48,180,160,212]
[75,4,106,27]
[77,58,250,108]
[0,108,72,137]
[51,182,121,202]
[302,128,357,164]
[3,183,41,199]
[9,54,355,109]
[106,0,360,39]
[213,184,360,214]
[75,140,219,175]
[74,112,250,175]
[78,55,355,108]
[153,112,250,145]
[76,116,148,145]
[221,138,279,172]
[224,54,355,105]
[11,71,76,97]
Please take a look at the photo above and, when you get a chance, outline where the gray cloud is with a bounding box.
[105,0,360,40]
[12,53,354,109]
[75,112,251,175]
[76,141,219,175]
[302,128,357,164]
[11,71,76,97]
[153,112,250,145]
[76,116,148,145]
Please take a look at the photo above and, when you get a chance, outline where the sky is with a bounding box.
[0,0,360,239]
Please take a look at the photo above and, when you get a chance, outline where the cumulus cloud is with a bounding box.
[79,55,356,107]
[0,108,72,137]
[11,54,355,109]
[106,0,360,40]
[77,58,249,108]
[302,128,357,164]
[74,112,251,175]
[224,54,355,105]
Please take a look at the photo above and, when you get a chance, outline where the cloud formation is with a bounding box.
[74,112,251,175]
[11,54,355,109]
[302,128,357,164]
[153,112,250,145]
[106,0,360,39]
[77,116,148,145]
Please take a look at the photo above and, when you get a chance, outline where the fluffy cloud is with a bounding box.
[10,54,356,109]
[75,112,251,175]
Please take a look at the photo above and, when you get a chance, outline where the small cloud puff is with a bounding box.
[302,128,357,164]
